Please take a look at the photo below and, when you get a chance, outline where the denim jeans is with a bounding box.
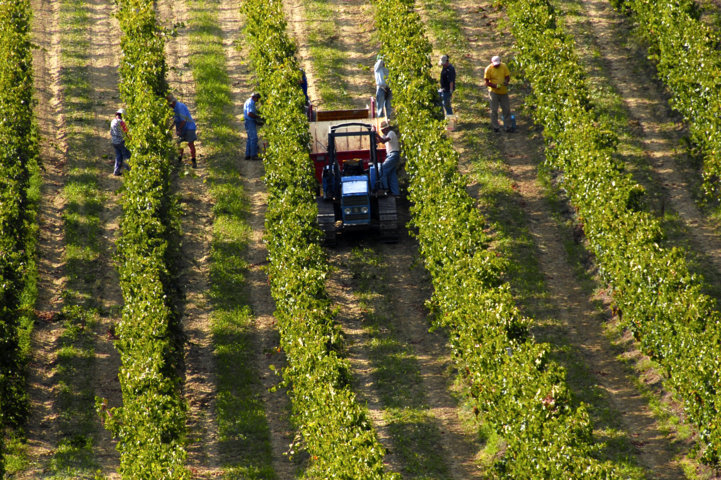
[245,120,258,158]
[440,89,453,115]
[113,142,131,174]
[380,151,400,196]
[376,86,393,118]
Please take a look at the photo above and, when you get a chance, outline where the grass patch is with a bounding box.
[185,0,276,476]
[301,0,354,108]
[346,247,454,479]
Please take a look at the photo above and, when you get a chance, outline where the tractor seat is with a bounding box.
[342,158,364,176]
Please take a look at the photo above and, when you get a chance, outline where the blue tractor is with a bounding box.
[310,117,398,246]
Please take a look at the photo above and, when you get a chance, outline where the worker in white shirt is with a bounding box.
[375,120,400,196]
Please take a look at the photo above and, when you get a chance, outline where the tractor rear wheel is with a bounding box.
[316,198,338,246]
[377,196,398,243]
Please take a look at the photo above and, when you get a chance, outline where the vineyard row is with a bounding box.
[502,0,721,466]
[0,0,37,476]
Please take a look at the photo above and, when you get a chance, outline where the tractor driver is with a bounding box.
[374,120,400,197]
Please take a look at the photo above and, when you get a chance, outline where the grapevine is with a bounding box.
[0,0,37,475]
[96,0,190,477]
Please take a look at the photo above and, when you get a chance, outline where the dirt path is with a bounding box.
[378,237,484,479]
[283,0,320,104]
[283,0,376,109]
[325,252,405,476]
[237,152,298,478]
[24,0,67,471]
[157,0,223,476]
[224,5,298,478]
[84,0,124,474]
[233,93,299,478]
[325,234,483,479]
[24,0,124,476]
[417,0,688,476]
[572,0,721,282]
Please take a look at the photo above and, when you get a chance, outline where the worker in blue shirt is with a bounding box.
[167,95,198,168]
[244,92,263,161]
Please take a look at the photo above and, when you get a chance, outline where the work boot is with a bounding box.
[191,157,197,168]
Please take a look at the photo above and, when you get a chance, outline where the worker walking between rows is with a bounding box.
[244,92,263,161]
[375,120,400,197]
[110,108,131,176]
[374,55,393,118]
[168,95,198,167]
[484,55,513,132]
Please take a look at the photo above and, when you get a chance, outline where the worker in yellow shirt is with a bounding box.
[484,55,513,132]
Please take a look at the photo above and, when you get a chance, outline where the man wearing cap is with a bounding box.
[374,120,401,196]
[243,92,263,161]
[168,95,198,167]
[484,55,512,132]
[110,108,131,176]
[439,54,456,115]
[374,55,393,118]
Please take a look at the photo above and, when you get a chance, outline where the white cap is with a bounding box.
[492,55,501,66]
[439,54,448,66]
[116,108,126,115]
